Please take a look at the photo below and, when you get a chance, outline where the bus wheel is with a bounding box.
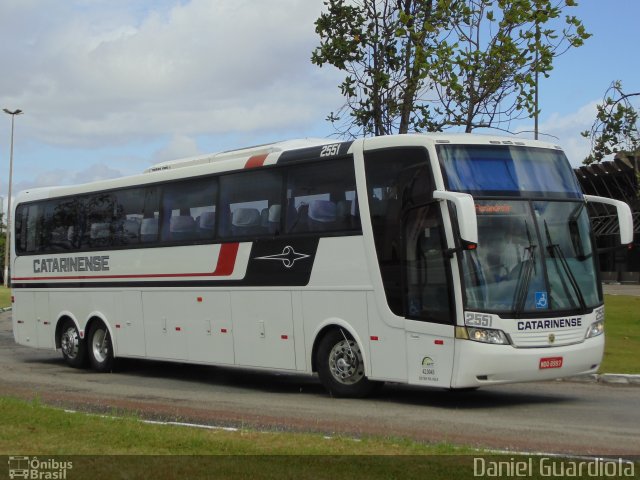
[60,320,87,368]
[87,322,114,373]
[316,329,379,398]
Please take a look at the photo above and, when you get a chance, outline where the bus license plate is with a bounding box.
[539,357,563,369]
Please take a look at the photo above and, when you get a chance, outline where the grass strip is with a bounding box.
[601,295,640,374]
[0,396,469,456]
[5,397,635,480]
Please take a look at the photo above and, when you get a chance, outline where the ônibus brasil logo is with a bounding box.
[8,456,73,479]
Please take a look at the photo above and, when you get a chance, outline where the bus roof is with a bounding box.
[14,133,564,204]
[143,138,336,173]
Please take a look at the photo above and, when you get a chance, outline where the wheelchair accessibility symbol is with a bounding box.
[535,291,548,309]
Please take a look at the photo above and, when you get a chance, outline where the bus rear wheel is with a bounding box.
[87,322,114,373]
[60,320,87,368]
[316,329,380,398]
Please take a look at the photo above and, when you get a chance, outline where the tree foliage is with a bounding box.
[581,80,640,165]
[312,0,589,137]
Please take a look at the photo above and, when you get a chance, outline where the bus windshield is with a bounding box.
[437,144,600,314]
[460,199,600,313]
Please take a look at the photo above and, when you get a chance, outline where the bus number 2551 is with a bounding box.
[465,312,493,327]
[320,143,341,157]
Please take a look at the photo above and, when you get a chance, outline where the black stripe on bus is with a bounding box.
[276,141,354,164]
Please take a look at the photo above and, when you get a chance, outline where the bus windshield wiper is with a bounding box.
[512,221,536,316]
[543,220,587,311]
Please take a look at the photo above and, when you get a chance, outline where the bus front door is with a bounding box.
[403,203,456,388]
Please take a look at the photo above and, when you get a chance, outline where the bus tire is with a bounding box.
[87,321,114,373]
[316,329,380,398]
[60,319,87,368]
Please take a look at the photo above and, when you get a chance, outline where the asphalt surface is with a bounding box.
[1,311,639,457]
[602,283,640,297]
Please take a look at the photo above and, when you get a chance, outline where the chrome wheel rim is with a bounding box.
[328,339,364,385]
[92,328,109,363]
[61,326,80,359]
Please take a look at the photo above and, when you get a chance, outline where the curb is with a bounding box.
[561,373,640,386]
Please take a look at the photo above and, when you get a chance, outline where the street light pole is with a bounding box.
[3,108,23,288]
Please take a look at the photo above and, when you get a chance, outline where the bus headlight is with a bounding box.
[586,306,605,339]
[458,327,511,345]
[585,320,604,338]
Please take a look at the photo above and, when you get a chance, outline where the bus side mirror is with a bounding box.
[433,191,478,245]
[584,195,634,245]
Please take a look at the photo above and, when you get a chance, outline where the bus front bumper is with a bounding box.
[450,335,604,388]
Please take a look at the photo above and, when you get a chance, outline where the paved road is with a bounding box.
[603,283,640,297]
[1,311,638,457]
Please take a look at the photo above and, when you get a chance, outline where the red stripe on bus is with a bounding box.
[244,153,268,169]
[12,243,240,281]
[213,242,239,276]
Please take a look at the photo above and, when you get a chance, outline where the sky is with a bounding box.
[1,0,638,211]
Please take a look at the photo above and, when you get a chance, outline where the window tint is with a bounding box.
[82,193,119,249]
[78,187,160,249]
[122,187,159,245]
[14,155,362,255]
[15,204,46,254]
[364,147,436,316]
[44,198,83,251]
[404,205,452,323]
[219,170,283,238]
[286,159,359,233]
[437,145,582,197]
[161,178,217,242]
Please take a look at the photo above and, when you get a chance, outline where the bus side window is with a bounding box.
[219,170,283,239]
[285,159,359,234]
[80,194,117,249]
[160,178,216,243]
[111,187,151,246]
[14,205,27,254]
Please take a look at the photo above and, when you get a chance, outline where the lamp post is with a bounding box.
[3,108,23,288]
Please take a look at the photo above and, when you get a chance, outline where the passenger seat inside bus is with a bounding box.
[121,219,141,244]
[140,218,158,243]
[265,204,281,234]
[169,215,196,241]
[231,208,263,236]
[197,211,216,238]
[308,200,337,231]
[289,203,309,233]
[90,222,111,247]
[336,200,352,229]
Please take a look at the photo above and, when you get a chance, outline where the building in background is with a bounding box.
[575,154,640,283]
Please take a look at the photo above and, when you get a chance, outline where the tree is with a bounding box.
[312,0,589,137]
[581,80,640,165]
[312,0,451,136]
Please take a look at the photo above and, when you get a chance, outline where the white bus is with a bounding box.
[10,134,633,397]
